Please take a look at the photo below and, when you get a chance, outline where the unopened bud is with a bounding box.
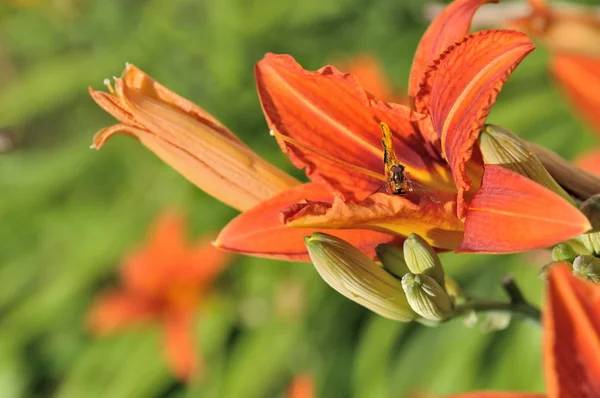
[480,125,574,204]
[305,233,416,322]
[403,234,445,287]
[375,244,409,279]
[401,273,454,321]
[551,243,578,263]
[573,255,600,283]
[581,232,600,255]
[580,194,600,232]
[539,261,571,281]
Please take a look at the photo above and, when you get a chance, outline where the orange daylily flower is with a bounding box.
[89,64,299,212]
[445,264,600,398]
[87,211,230,381]
[217,0,590,257]
[287,374,315,398]
[91,65,403,261]
[508,0,600,135]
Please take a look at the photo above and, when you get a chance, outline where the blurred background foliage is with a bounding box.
[0,0,597,397]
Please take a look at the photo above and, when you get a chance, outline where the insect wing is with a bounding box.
[406,178,441,203]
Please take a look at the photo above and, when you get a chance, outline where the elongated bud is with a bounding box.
[580,194,600,232]
[305,233,416,322]
[375,244,409,279]
[403,234,445,287]
[401,273,454,321]
[581,232,600,255]
[479,125,574,204]
[551,243,578,263]
[573,255,600,283]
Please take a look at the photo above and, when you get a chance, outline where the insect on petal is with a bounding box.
[255,53,452,200]
[457,165,591,253]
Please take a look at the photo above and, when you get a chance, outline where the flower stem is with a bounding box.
[454,299,541,324]
[453,274,541,324]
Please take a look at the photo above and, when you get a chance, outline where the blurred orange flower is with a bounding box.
[287,374,315,398]
[508,0,600,135]
[446,265,600,398]
[576,150,600,177]
[87,211,230,381]
[337,54,407,104]
[218,0,589,257]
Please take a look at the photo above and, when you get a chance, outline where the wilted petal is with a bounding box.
[87,291,157,335]
[215,182,402,261]
[255,53,453,199]
[90,64,298,212]
[409,0,499,98]
[416,31,535,215]
[458,165,591,253]
[545,265,600,398]
[552,54,600,136]
[163,310,199,381]
[283,193,464,251]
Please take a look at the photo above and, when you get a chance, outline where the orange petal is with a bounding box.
[287,374,315,398]
[87,291,157,335]
[416,30,535,215]
[282,192,464,251]
[214,182,402,261]
[552,54,600,136]
[408,0,499,98]
[457,165,590,253]
[575,149,600,177]
[545,265,600,398]
[255,53,453,199]
[90,65,298,212]
[163,310,200,381]
[445,394,544,398]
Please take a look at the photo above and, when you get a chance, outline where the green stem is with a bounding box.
[454,274,541,324]
[454,299,541,324]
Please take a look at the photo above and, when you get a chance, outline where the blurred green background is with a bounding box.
[0,0,598,397]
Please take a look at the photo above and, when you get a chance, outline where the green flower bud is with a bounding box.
[539,260,572,281]
[580,232,600,255]
[573,255,600,283]
[375,244,409,279]
[479,125,574,204]
[401,273,454,322]
[403,234,445,287]
[580,194,600,232]
[305,233,416,322]
[551,243,578,263]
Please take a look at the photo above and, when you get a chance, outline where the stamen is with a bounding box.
[270,129,387,182]
[103,78,115,95]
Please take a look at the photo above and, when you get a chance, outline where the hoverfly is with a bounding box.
[269,122,441,204]
[379,122,441,203]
